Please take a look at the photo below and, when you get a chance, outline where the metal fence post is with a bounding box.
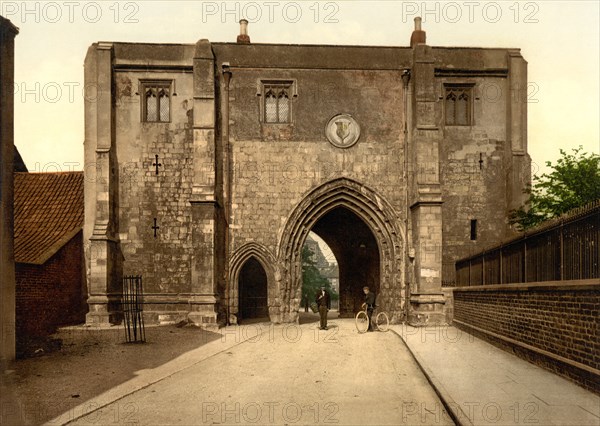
[123,275,146,343]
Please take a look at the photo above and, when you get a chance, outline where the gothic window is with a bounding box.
[445,85,472,126]
[264,84,291,123]
[142,81,171,122]
[259,81,296,124]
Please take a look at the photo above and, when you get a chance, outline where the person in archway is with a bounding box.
[316,286,331,330]
[362,286,376,332]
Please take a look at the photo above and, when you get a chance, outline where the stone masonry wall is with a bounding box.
[439,77,523,284]
[89,42,529,325]
[453,283,600,393]
[222,67,409,321]
[114,71,195,299]
[228,69,408,255]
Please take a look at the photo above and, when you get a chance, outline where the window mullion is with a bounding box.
[156,93,160,122]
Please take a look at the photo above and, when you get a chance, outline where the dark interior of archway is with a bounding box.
[238,257,268,322]
[311,207,380,317]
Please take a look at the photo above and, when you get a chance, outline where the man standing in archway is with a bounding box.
[363,286,376,332]
[316,286,331,330]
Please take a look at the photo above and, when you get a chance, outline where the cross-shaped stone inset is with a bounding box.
[152,218,160,238]
[153,154,162,175]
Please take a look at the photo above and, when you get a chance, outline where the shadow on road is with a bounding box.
[1,324,221,425]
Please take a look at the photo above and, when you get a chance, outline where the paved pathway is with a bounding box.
[393,324,600,426]
[64,317,452,425]
[50,318,599,426]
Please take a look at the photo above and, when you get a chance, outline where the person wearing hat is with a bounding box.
[362,286,376,332]
[315,285,331,330]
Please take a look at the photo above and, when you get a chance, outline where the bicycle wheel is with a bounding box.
[355,311,369,333]
[375,311,389,332]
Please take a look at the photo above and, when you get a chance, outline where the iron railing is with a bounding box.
[455,201,600,286]
[123,275,146,342]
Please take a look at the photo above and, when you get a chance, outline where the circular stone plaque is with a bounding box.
[325,114,361,148]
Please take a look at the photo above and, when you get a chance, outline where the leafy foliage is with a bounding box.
[301,246,338,309]
[510,146,600,230]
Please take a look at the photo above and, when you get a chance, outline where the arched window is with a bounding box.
[262,82,293,123]
[142,81,171,122]
[277,89,290,122]
[456,91,469,125]
[445,91,456,125]
[445,85,472,126]
[265,89,277,123]
[145,88,157,122]
[158,88,170,122]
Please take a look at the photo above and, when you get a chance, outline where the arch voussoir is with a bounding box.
[275,178,406,324]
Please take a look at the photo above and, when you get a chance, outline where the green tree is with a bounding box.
[301,246,338,311]
[510,146,600,230]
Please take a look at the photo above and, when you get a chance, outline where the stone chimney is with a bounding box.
[237,19,250,44]
[410,17,426,47]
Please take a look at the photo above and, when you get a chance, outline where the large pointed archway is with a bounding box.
[310,207,380,317]
[275,178,406,324]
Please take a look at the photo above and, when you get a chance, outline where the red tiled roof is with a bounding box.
[14,172,84,264]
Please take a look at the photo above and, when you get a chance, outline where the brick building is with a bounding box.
[14,172,86,353]
[1,15,19,364]
[84,19,530,327]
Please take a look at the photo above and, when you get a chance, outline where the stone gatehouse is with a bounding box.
[83,18,530,327]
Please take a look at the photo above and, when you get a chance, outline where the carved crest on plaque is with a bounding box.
[325,114,360,148]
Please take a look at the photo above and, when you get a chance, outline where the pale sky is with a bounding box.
[4,0,599,176]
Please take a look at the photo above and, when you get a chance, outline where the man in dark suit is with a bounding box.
[362,286,376,332]
[316,286,331,330]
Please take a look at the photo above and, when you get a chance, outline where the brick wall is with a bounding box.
[452,281,600,393]
[15,232,87,355]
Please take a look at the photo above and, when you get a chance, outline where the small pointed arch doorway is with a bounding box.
[238,256,268,322]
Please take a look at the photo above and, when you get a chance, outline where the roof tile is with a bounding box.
[14,172,84,264]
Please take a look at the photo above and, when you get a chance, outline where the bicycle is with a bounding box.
[355,304,389,333]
